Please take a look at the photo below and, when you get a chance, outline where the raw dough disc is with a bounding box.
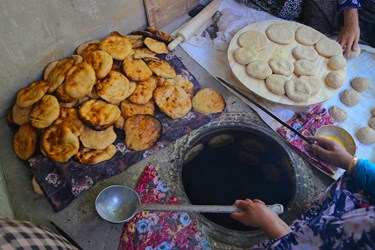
[350,77,369,92]
[294,59,317,76]
[356,127,375,145]
[348,46,361,59]
[237,31,268,51]
[265,74,289,95]
[266,23,295,45]
[328,55,346,70]
[268,58,294,76]
[328,106,348,122]
[292,46,318,61]
[299,76,321,95]
[325,72,344,89]
[246,60,272,80]
[285,78,311,102]
[340,89,360,106]
[369,117,375,129]
[315,38,342,57]
[233,47,258,65]
[295,26,321,45]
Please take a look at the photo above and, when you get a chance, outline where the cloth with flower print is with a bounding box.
[118,164,212,250]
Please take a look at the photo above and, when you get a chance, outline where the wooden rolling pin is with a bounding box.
[167,0,222,51]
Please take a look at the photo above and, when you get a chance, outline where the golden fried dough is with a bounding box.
[75,144,117,165]
[78,99,121,130]
[12,104,32,125]
[122,56,153,82]
[79,125,117,150]
[71,54,83,65]
[55,83,78,103]
[85,50,113,79]
[76,40,100,56]
[161,75,195,98]
[133,47,156,56]
[153,85,192,119]
[43,60,59,80]
[47,57,75,93]
[16,80,50,108]
[13,123,37,160]
[64,62,96,99]
[124,81,137,99]
[96,71,130,104]
[98,35,132,60]
[124,114,162,151]
[147,59,176,79]
[120,99,155,118]
[128,76,157,104]
[114,116,125,130]
[81,43,99,60]
[40,125,79,163]
[192,88,226,115]
[53,107,84,136]
[30,95,60,129]
[144,37,169,54]
[32,177,44,196]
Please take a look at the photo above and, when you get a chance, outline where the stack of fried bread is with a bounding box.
[10,27,226,169]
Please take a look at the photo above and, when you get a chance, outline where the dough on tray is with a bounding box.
[266,23,295,45]
[315,38,342,57]
[265,74,288,95]
[299,76,321,96]
[292,46,318,61]
[246,60,272,80]
[325,72,344,89]
[233,47,258,65]
[268,58,294,76]
[327,55,346,70]
[285,78,312,102]
[295,26,321,45]
[237,31,268,51]
[294,59,317,76]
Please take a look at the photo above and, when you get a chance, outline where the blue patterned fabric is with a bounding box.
[338,0,362,11]
[251,168,375,249]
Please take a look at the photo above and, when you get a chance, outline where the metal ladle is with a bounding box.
[95,185,284,223]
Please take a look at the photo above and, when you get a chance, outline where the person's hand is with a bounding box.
[337,8,360,59]
[307,136,353,169]
[231,199,291,239]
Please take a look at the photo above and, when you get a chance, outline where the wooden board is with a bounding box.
[227,20,346,107]
[144,0,198,29]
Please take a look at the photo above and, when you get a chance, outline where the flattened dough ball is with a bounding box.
[246,60,272,80]
[294,59,317,76]
[350,77,369,92]
[340,89,360,106]
[299,76,321,96]
[292,46,318,61]
[329,106,348,122]
[325,72,344,89]
[268,58,294,76]
[237,31,268,51]
[233,47,258,65]
[356,127,375,145]
[266,23,295,45]
[328,55,346,70]
[315,38,342,57]
[285,79,312,102]
[265,74,288,95]
[295,26,321,45]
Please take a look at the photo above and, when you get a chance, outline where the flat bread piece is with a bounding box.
[294,59,317,76]
[233,47,258,65]
[53,107,84,136]
[147,59,176,79]
[122,56,153,82]
[161,75,195,98]
[299,76,321,96]
[16,80,50,108]
[13,123,37,160]
[76,40,100,56]
[329,106,348,122]
[295,26,321,45]
[153,85,192,119]
[124,114,162,151]
[75,144,117,165]
[78,99,121,130]
[237,31,268,51]
[128,76,157,105]
[292,46,318,61]
[47,57,74,93]
[315,38,342,57]
[192,88,226,115]
[41,125,79,163]
[325,72,344,89]
[265,74,289,95]
[120,99,155,119]
[79,125,117,150]
[340,89,360,106]
[266,23,295,45]
[96,71,130,104]
[285,79,312,102]
[12,104,32,125]
[43,60,59,80]
[269,58,294,76]
[327,55,346,70]
[64,62,97,99]
[144,37,169,54]
[30,95,60,129]
[85,50,113,79]
[246,60,272,80]
[98,35,132,60]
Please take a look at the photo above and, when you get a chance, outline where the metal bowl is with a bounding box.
[315,125,356,155]
[95,185,140,223]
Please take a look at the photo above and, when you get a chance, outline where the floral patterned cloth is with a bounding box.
[118,164,212,250]
[251,173,375,249]
[27,53,222,212]
[277,104,337,175]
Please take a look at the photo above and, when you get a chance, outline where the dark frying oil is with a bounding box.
[182,131,293,231]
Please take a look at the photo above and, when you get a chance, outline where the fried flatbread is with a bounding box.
[30,95,60,129]
[43,60,59,80]
[12,104,32,125]
[98,35,132,60]
[144,37,169,54]
[16,80,50,108]
[47,57,75,93]
[13,123,37,160]
[79,125,117,150]
[64,62,96,99]
[192,88,226,115]
[146,59,176,79]
[75,144,117,165]
[124,114,162,151]
[96,71,130,104]
[122,56,153,82]
[128,76,157,104]
[153,85,192,119]
[120,99,155,118]
[53,107,84,136]
[161,75,195,98]
[76,40,100,56]
[85,50,113,79]
[55,83,78,103]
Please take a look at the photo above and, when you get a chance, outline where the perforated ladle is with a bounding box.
[95,185,284,223]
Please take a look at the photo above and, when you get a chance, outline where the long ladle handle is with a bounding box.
[139,203,284,215]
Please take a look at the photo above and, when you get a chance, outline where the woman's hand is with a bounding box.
[231,199,291,239]
[337,8,360,59]
[307,136,353,169]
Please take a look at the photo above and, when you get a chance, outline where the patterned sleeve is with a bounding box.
[338,0,361,11]
[354,159,375,196]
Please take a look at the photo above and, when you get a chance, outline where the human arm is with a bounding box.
[231,199,291,240]
[337,8,360,59]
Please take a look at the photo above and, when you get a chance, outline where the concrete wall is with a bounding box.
[0,0,147,117]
